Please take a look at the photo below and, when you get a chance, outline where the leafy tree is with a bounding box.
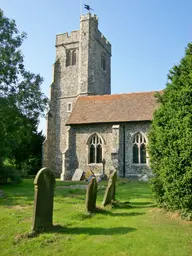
[148,43,192,219]
[0,9,48,182]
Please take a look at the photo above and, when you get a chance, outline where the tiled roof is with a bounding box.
[66,91,161,125]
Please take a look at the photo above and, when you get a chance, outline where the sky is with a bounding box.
[1,0,192,133]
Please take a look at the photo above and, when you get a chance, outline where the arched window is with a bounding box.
[88,134,103,164]
[101,53,106,71]
[66,49,76,67]
[132,132,147,164]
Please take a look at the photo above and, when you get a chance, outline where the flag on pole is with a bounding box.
[84,4,94,11]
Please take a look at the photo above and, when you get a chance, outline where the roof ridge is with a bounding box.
[78,90,162,100]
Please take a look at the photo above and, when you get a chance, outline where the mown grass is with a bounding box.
[0,179,191,256]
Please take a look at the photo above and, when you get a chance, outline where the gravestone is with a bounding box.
[32,167,55,231]
[102,170,117,206]
[72,168,84,181]
[85,169,95,181]
[85,177,98,213]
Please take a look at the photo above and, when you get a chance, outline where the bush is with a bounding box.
[148,43,192,219]
[0,166,22,184]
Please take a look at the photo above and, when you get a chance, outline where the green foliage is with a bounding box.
[0,165,22,184]
[0,8,48,181]
[148,43,192,218]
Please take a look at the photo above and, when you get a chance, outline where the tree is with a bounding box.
[148,43,192,219]
[0,9,48,181]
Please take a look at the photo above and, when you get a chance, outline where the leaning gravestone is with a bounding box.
[85,177,98,213]
[102,170,117,206]
[85,169,95,181]
[32,167,55,231]
[72,168,84,181]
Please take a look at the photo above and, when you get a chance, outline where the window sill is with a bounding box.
[132,163,148,166]
[87,163,103,166]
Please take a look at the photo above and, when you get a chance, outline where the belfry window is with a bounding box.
[72,50,76,65]
[132,132,147,164]
[101,53,106,71]
[88,134,103,164]
[66,50,76,66]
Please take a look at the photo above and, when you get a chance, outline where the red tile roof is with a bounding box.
[66,91,161,125]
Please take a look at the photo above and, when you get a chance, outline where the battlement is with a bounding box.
[96,30,111,55]
[80,13,98,22]
[56,30,79,46]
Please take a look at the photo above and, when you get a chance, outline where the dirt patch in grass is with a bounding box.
[8,205,31,210]
[149,207,192,224]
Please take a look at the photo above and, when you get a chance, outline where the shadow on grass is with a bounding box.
[110,201,156,209]
[112,201,132,209]
[28,225,136,237]
[131,201,156,208]
[92,208,145,217]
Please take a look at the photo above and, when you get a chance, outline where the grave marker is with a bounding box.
[86,177,98,213]
[72,168,84,181]
[32,167,55,231]
[102,170,117,206]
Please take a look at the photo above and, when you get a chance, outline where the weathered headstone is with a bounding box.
[85,177,98,213]
[72,168,84,181]
[85,169,95,181]
[102,170,117,206]
[32,167,55,231]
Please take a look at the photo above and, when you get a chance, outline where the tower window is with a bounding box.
[72,50,76,65]
[67,102,72,112]
[101,53,106,71]
[66,50,76,67]
[88,134,103,164]
[132,132,147,164]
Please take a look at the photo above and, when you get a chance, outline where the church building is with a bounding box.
[43,13,159,180]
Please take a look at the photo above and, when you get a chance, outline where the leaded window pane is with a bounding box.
[90,144,95,163]
[96,144,102,163]
[133,144,139,163]
[88,134,103,164]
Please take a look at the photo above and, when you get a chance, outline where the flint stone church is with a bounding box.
[43,13,159,180]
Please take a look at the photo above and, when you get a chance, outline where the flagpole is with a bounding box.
[80,0,83,15]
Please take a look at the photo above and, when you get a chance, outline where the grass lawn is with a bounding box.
[0,179,191,256]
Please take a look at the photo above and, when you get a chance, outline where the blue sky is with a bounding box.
[1,0,192,132]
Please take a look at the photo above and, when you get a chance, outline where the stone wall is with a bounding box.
[78,13,111,96]
[61,121,152,179]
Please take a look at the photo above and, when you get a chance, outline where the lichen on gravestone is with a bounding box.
[102,170,117,206]
[32,167,55,231]
[85,177,98,213]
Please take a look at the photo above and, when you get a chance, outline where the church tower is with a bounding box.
[43,13,112,176]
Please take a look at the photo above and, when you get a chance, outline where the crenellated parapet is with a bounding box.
[80,12,98,23]
[96,30,111,55]
[56,30,79,46]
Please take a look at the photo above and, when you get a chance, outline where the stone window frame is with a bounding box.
[66,49,76,67]
[86,133,105,165]
[131,131,149,165]
[101,52,106,72]
[67,102,72,112]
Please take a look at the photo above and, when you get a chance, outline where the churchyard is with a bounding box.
[0,176,191,256]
